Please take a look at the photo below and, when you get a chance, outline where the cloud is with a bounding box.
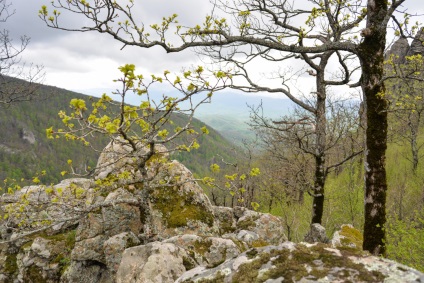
[2,0,423,96]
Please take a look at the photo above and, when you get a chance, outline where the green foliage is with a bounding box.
[204,144,263,210]
[386,211,424,272]
[0,82,106,186]
[0,77,236,195]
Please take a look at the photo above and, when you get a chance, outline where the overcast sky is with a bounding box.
[3,0,424,101]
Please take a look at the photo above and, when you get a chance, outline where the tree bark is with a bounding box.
[311,72,327,224]
[358,0,389,256]
[409,120,419,171]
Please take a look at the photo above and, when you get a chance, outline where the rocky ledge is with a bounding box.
[0,140,423,282]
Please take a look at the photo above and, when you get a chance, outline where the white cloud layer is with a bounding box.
[2,0,424,98]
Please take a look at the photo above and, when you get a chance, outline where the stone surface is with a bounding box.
[116,242,188,283]
[304,223,329,244]
[215,206,286,247]
[176,242,424,283]
[331,224,363,249]
[61,261,113,283]
[104,232,140,274]
[386,37,409,63]
[2,142,423,282]
[94,138,168,181]
[11,230,76,283]
[407,28,424,57]
[139,160,218,240]
[164,234,241,268]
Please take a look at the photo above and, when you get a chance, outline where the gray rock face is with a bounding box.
[21,129,36,144]
[407,28,424,57]
[386,37,409,63]
[104,232,140,274]
[116,242,188,283]
[304,223,329,244]
[138,160,218,240]
[61,261,113,283]
[164,235,241,268]
[71,187,142,266]
[214,206,287,246]
[176,242,424,283]
[94,138,168,181]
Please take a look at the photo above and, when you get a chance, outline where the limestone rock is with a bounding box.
[331,224,363,249]
[164,234,241,268]
[104,232,140,274]
[11,230,76,283]
[213,206,286,247]
[176,242,424,282]
[94,138,168,180]
[102,188,142,237]
[304,223,329,244]
[72,234,107,262]
[21,129,36,144]
[116,242,188,283]
[386,37,409,63]
[61,260,113,283]
[213,206,237,234]
[72,187,142,263]
[407,28,424,56]
[139,160,217,240]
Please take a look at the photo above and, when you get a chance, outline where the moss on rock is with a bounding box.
[339,225,363,249]
[4,253,18,275]
[151,186,214,228]
[230,243,386,282]
[237,218,257,230]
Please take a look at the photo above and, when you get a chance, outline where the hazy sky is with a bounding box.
[3,0,424,99]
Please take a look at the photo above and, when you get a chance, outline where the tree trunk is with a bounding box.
[409,120,419,172]
[311,74,327,224]
[358,0,389,256]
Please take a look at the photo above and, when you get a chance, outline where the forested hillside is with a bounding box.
[0,78,238,186]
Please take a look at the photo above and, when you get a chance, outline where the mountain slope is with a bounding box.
[0,78,238,186]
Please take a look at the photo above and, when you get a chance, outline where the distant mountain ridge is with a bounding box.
[78,87,295,143]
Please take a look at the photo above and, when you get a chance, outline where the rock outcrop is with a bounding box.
[407,27,424,57]
[386,36,409,63]
[1,141,423,282]
[0,142,286,282]
[304,223,329,244]
[386,28,424,62]
[176,242,424,282]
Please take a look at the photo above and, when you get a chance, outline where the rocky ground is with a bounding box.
[1,140,423,282]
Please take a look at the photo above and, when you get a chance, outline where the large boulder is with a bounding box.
[94,139,168,181]
[138,160,218,240]
[331,224,363,250]
[71,187,142,264]
[304,223,330,244]
[116,242,189,283]
[214,206,287,247]
[176,242,424,282]
[0,229,77,283]
[164,234,241,268]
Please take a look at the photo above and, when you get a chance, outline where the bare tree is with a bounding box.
[39,0,421,255]
[251,98,363,219]
[0,0,44,106]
